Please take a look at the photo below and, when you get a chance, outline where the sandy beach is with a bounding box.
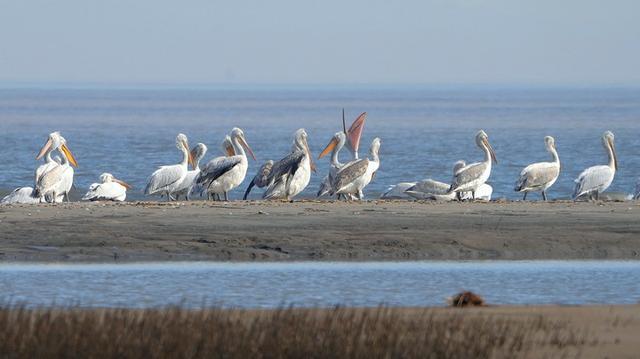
[1,200,639,262]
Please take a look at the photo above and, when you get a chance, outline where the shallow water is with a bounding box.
[1,261,639,308]
[1,86,640,200]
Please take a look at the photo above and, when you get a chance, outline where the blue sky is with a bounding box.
[1,0,638,85]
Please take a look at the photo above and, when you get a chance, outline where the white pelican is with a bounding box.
[243,160,274,200]
[405,160,468,201]
[449,130,497,200]
[82,173,132,202]
[317,131,348,198]
[331,137,381,200]
[514,136,560,201]
[144,133,195,201]
[34,133,78,203]
[262,129,316,200]
[573,131,617,200]
[380,183,416,199]
[173,143,208,201]
[196,128,256,201]
[1,187,40,204]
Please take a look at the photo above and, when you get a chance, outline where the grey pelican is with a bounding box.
[196,128,255,201]
[514,136,560,201]
[449,130,497,200]
[380,182,416,199]
[144,133,195,201]
[243,160,274,200]
[173,143,208,201]
[82,173,132,202]
[317,131,348,198]
[262,129,316,200]
[573,131,617,200]
[406,160,467,201]
[34,132,78,203]
[331,137,381,200]
[1,187,40,204]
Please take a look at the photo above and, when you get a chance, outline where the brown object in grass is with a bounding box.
[449,291,486,307]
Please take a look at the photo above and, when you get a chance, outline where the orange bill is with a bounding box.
[60,144,78,167]
[318,137,338,159]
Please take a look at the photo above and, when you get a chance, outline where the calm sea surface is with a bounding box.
[1,261,639,308]
[1,86,639,200]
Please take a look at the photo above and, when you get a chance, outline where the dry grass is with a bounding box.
[0,306,590,358]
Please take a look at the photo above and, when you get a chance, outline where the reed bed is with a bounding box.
[0,306,589,358]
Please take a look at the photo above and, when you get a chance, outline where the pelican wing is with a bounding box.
[37,164,66,195]
[515,162,559,191]
[407,179,450,195]
[267,151,305,183]
[380,182,416,199]
[145,164,185,195]
[1,187,39,204]
[253,160,274,188]
[197,156,242,185]
[333,159,369,192]
[451,162,487,190]
[573,165,614,198]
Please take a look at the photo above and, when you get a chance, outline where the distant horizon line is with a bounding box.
[1,81,639,91]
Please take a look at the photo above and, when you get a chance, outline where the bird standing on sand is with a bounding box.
[34,132,79,203]
[330,137,381,200]
[514,136,560,201]
[573,131,617,200]
[173,143,208,201]
[449,130,497,200]
[144,133,195,201]
[261,129,315,200]
[83,173,132,202]
[196,128,256,201]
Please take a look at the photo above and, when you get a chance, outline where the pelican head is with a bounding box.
[475,130,497,164]
[294,128,315,172]
[602,130,617,170]
[176,133,195,168]
[319,131,346,159]
[100,172,132,189]
[231,127,256,161]
[370,137,381,155]
[544,136,556,150]
[191,143,208,169]
[36,131,78,167]
[222,135,235,156]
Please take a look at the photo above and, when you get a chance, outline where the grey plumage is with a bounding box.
[332,158,369,193]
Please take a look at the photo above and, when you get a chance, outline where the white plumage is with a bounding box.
[196,128,255,201]
[449,130,497,200]
[173,143,208,201]
[380,182,416,199]
[144,133,194,201]
[331,137,381,200]
[573,131,617,200]
[34,132,78,203]
[263,129,315,200]
[83,173,131,202]
[1,187,40,204]
[405,160,468,201]
[514,136,560,201]
[317,131,348,198]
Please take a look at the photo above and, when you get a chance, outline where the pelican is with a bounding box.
[514,136,560,201]
[449,130,497,200]
[262,129,315,200]
[144,133,195,201]
[243,160,274,200]
[34,133,78,203]
[467,183,493,201]
[196,128,256,201]
[173,143,208,201]
[317,131,348,198]
[1,187,40,204]
[380,183,416,199]
[82,173,132,202]
[405,160,468,201]
[331,137,381,200]
[573,131,617,200]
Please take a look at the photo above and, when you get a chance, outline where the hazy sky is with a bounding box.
[1,0,638,85]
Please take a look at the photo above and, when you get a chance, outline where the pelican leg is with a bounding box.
[542,191,547,201]
[471,191,476,200]
[224,192,229,201]
[522,192,528,201]
[358,190,364,201]
[595,191,599,201]
[456,192,462,201]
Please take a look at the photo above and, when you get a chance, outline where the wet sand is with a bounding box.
[1,200,640,262]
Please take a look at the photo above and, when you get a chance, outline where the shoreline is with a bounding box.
[1,200,640,263]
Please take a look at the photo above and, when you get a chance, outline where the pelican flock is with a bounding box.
[1,120,635,205]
